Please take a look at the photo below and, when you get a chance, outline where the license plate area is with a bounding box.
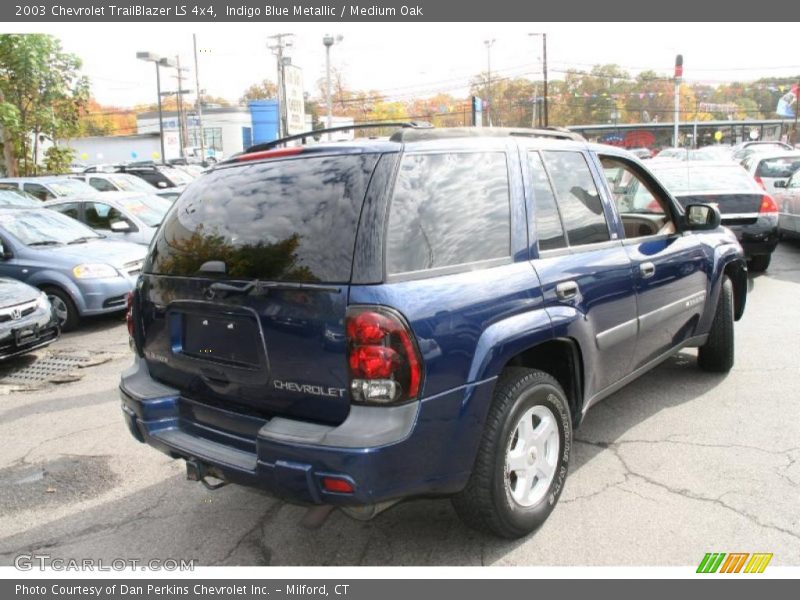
[181,312,261,367]
[13,325,39,345]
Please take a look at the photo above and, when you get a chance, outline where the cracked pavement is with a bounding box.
[0,242,798,567]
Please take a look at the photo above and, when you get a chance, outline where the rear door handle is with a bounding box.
[640,262,656,279]
[556,281,579,301]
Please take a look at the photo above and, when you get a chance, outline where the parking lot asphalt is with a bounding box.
[0,242,798,567]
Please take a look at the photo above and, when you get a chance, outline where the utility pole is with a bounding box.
[528,33,548,127]
[175,55,188,157]
[674,54,683,148]
[484,39,495,127]
[268,33,294,139]
[193,34,206,163]
[159,56,190,160]
[793,80,800,145]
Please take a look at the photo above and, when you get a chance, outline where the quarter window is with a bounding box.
[541,151,610,246]
[386,152,511,274]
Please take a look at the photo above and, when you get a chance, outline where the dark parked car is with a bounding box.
[121,126,747,538]
[0,208,146,331]
[649,161,779,271]
[0,277,59,360]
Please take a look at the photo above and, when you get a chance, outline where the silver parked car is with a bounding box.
[741,151,800,195]
[0,207,146,330]
[0,176,99,202]
[44,192,171,246]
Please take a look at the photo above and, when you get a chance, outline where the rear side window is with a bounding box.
[386,152,510,274]
[89,177,117,192]
[541,151,610,246]
[145,154,379,282]
[51,202,81,220]
[756,157,800,178]
[528,152,566,251]
[23,183,53,201]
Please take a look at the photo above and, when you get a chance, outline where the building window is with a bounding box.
[188,127,223,152]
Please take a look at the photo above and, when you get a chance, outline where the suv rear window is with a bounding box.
[386,152,511,274]
[144,154,379,282]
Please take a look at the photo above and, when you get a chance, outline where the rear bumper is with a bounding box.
[120,356,495,506]
[725,220,779,257]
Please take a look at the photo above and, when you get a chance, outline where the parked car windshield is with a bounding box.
[0,209,103,246]
[0,189,40,207]
[158,166,194,186]
[650,164,759,193]
[48,179,98,197]
[116,195,169,227]
[108,174,158,193]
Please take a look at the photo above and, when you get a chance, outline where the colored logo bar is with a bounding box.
[697,553,773,573]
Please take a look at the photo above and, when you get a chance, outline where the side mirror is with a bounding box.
[110,220,132,232]
[685,203,721,231]
[774,180,787,189]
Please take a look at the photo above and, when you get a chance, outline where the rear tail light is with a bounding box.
[759,195,778,214]
[125,291,134,339]
[754,176,766,191]
[346,307,423,405]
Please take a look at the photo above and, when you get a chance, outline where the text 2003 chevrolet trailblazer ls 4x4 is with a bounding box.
[120,125,747,538]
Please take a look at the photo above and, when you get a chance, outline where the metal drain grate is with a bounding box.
[0,353,92,385]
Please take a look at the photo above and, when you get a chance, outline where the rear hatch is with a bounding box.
[137,151,381,426]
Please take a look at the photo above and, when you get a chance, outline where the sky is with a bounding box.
[6,22,800,109]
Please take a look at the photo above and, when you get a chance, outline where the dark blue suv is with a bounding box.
[120,126,747,538]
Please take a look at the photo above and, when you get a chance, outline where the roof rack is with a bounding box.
[244,121,434,153]
[390,126,585,143]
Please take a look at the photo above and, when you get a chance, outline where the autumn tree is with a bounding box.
[240,79,278,103]
[0,34,89,175]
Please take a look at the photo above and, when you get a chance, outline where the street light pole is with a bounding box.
[484,39,495,127]
[137,51,167,164]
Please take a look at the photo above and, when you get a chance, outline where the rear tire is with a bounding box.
[749,254,771,272]
[451,368,572,539]
[42,286,80,332]
[698,276,734,372]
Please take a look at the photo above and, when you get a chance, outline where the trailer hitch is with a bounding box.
[186,458,229,490]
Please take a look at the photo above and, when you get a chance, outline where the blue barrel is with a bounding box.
[248,100,279,145]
